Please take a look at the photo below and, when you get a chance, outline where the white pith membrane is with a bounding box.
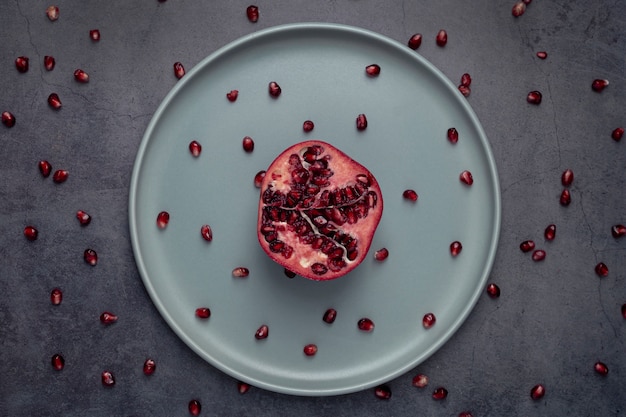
[258,141,382,280]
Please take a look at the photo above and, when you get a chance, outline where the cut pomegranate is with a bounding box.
[374,385,392,400]
[48,93,62,110]
[403,189,418,202]
[237,381,251,394]
[52,169,68,183]
[15,56,29,73]
[2,111,16,128]
[447,127,459,144]
[246,5,259,22]
[536,51,548,59]
[422,313,436,328]
[24,226,38,241]
[254,170,266,188]
[143,358,156,375]
[374,248,389,261]
[594,361,608,375]
[486,283,500,298]
[46,6,59,21]
[303,344,318,356]
[407,33,422,50]
[358,318,375,332]
[460,170,473,186]
[89,29,100,41]
[460,73,472,87]
[101,371,115,387]
[561,169,574,187]
[44,55,55,71]
[255,324,269,340]
[544,224,556,241]
[188,399,201,416]
[76,210,91,226]
[232,267,249,278]
[50,288,63,305]
[51,353,65,371]
[432,387,448,400]
[365,64,381,77]
[520,240,535,252]
[611,127,624,141]
[356,114,368,130]
[560,189,571,206]
[450,241,462,257]
[242,136,254,152]
[189,140,202,157]
[257,140,383,280]
[611,224,626,238]
[226,90,238,102]
[156,211,170,229]
[200,225,213,242]
[527,91,542,104]
[302,120,315,132]
[512,1,526,17]
[532,249,546,262]
[591,79,609,92]
[195,307,211,319]
[530,384,545,400]
[412,374,429,388]
[268,81,281,98]
[595,262,608,277]
[73,69,89,83]
[84,249,98,266]
[100,312,118,324]
[436,30,447,47]
[458,85,471,97]
[39,160,52,177]
[323,308,337,324]
[284,268,296,278]
[173,62,185,79]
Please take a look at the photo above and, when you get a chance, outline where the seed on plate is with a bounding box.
[544,224,556,241]
[356,113,368,131]
[189,140,202,157]
[357,317,375,332]
[268,81,281,98]
[195,307,211,319]
[200,225,213,242]
[422,313,436,329]
[156,211,170,229]
[536,51,548,59]
[303,344,318,356]
[560,189,571,206]
[44,55,55,71]
[403,189,418,202]
[365,64,381,77]
[52,169,69,183]
[460,170,473,186]
[374,248,389,261]
[303,120,315,132]
[323,308,337,324]
[450,241,462,257]
[527,90,542,104]
[255,324,269,339]
[611,127,624,141]
[2,111,16,128]
[232,267,249,278]
[447,127,459,144]
[226,90,238,102]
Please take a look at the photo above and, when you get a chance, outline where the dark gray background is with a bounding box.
[1,1,624,416]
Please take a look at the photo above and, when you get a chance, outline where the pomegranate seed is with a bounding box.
[561,168,574,187]
[532,249,546,261]
[2,111,16,128]
[527,90,542,104]
[46,5,59,21]
[89,29,100,41]
[365,64,381,77]
[173,62,185,79]
[73,69,89,83]
[156,211,170,229]
[50,288,63,305]
[595,262,608,277]
[84,248,98,266]
[486,283,500,298]
[200,224,213,242]
[512,1,526,17]
[268,81,281,97]
[100,311,118,324]
[101,371,115,387]
[284,268,296,278]
[44,55,55,71]
[447,127,459,144]
[591,79,609,92]
[544,224,556,241]
[237,381,251,394]
[143,358,156,376]
[232,267,249,278]
[458,85,471,97]
[52,169,68,183]
[530,384,545,400]
[432,387,448,400]
[594,361,608,375]
[188,399,201,416]
[195,307,211,319]
[47,93,62,110]
[520,240,535,252]
[254,170,266,188]
[403,189,418,202]
[242,136,254,152]
[459,412,474,417]
[436,29,447,47]
[407,33,423,50]
[374,385,392,400]
[412,373,429,388]
[450,241,462,257]
[51,353,65,371]
[422,313,436,329]
[621,304,626,319]
[460,73,472,87]
[611,224,626,238]
[76,210,91,226]
[374,248,389,261]
[255,324,269,340]
[15,56,29,73]
[38,160,52,177]
[460,170,473,186]
[246,5,259,22]
[523,0,532,4]
[303,344,318,356]
[357,317,375,332]
[302,120,315,132]
[24,226,38,241]
[356,113,368,130]
[226,90,238,102]
[323,308,337,324]
[611,127,624,141]
[189,140,202,157]
[536,51,548,59]
[560,189,571,206]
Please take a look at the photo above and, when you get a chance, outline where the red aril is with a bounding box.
[358,317,375,332]
[532,249,546,261]
[188,399,201,416]
[612,127,624,141]
[407,33,422,50]
[246,5,259,22]
[527,91,542,104]
[422,313,436,328]
[459,412,474,417]
[237,381,250,394]
[450,241,462,256]
[486,283,500,298]
[591,79,609,92]
[561,169,574,186]
[189,140,202,157]
[89,29,100,41]
[101,371,115,387]
[458,85,471,97]
[254,170,266,188]
[436,30,447,47]
[303,120,315,132]
[544,224,556,241]
[374,248,389,261]
[268,81,281,97]
[356,114,368,130]
[403,189,418,202]
[143,359,156,375]
[46,6,59,21]
[195,307,211,319]
[257,140,383,280]
[460,170,473,186]
[51,353,65,371]
[536,51,548,59]
[156,211,169,229]
[226,90,238,102]
[242,136,254,152]
[255,324,269,339]
[447,127,459,144]
[621,304,626,319]
[432,387,448,400]
[595,262,608,277]
[53,169,68,183]
[594,361,608,375]
[512,1,526,17]
[84,249,98,266]
[24,226,38,241]
[51,288,63,305]
[560,189,571,206]
[2,111,16,128]
[530,384,545,400]
[303,344,318,356]
[232,267,249,278]
[460,73,472,87]
[323,308,337,324]
[374,385,392,400]
[412,374,429,388]
[520,240,535,252]
[173,62,185,79]
[44,55,55,71]
[200,225,213,242]
[48,93,62,110]
[611,224,626,238]
[39,160,52,177]
[15,56,29,73]
[100,312,118,324]
[73,69,89,83]
[365,64,381,77]
[76,210,91,225]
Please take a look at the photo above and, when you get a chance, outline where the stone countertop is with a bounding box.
[1,1,624,416]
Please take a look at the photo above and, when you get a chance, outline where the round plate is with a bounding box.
[129,23,500,396]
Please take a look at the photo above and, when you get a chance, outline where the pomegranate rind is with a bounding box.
[257,140,383,281]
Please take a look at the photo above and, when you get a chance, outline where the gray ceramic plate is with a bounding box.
[129,23,500,396]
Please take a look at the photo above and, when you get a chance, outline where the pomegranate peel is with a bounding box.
[257,140,383,281]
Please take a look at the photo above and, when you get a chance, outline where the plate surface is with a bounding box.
[129,23,500,396]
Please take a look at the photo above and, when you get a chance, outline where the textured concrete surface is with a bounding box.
[1,1,625,416]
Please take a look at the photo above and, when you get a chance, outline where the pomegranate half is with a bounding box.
[257,140,383,281]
